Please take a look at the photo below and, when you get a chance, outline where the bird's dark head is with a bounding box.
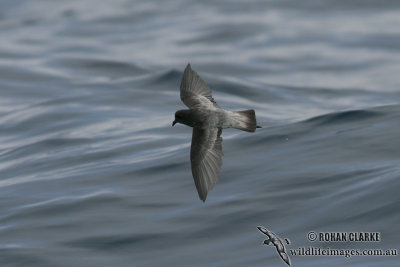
[263,239,271,245]
[172,109,193,127]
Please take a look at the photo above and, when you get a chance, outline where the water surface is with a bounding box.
[0,0,399,266]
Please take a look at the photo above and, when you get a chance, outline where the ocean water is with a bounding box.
[0,0,399,266]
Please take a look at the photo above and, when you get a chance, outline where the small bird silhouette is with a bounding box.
[257,226,291,266]
[173,63,261,201]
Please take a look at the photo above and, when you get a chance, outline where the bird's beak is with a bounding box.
[172,120,176,126]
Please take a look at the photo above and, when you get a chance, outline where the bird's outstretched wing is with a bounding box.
[190,127,223,201]
[257,226,273,239]
[279,251,291,266]
[180,63,219,109]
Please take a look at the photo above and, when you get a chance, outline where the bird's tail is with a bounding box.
[231,109,261,132]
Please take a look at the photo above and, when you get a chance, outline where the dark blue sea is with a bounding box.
[0,0,399,266]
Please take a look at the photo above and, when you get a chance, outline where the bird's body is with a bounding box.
[173,64,260,201]
[175,108,245,129]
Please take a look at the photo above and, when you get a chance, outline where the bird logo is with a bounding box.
[257,226,291,266]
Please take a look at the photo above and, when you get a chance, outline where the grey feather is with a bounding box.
[190,128,223,201]
[180,63,219,109]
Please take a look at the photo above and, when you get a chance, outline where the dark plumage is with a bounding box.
[173,63,261,201]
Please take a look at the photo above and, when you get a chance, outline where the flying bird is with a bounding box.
[257,226,291,266]
[173,63,261,201]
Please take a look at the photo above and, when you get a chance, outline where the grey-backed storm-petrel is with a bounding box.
[173,64,261,201]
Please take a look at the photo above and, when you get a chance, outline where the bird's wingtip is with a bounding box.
[199,193,207,202]
[257,226,268,234]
